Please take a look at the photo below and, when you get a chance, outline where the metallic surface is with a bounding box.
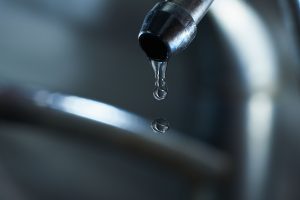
[138,0,213,61]
[0,0,299,199]
[211,1,278,199]
[0,86,230,181]
[139,0,300,199]
[170,0,214,23]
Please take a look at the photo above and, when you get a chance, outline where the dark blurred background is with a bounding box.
[0,0,299,200]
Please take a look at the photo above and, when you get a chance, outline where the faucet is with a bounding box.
[137,0,298,200]
[0,0,299,199]
[138,0,214,61]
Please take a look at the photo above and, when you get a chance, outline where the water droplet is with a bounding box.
[151,118,170,134]
[153,86,167,101]
[151,60,168,101]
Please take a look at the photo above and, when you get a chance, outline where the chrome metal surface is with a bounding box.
[211,1,279,199]
[0,0,299,200]
[170,0,214,23]
[138,0,213,61]
[139,0,299,199]
[0,86,229,181]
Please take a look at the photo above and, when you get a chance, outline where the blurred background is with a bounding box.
[0,0,299,199]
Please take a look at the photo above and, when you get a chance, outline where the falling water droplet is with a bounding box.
[151,118,170,134]
[151,60,168,101]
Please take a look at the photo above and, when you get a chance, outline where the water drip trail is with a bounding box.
[151,60,168,101]
[150,60,170,133]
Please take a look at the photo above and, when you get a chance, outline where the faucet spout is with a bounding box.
[138,0,214,61]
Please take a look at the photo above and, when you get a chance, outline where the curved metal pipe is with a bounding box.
[0,86,230,182]
[210,1,279,200]
[139,0,280,199]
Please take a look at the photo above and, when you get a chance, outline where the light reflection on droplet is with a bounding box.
[151,118,170,134]
[151,60,168,101]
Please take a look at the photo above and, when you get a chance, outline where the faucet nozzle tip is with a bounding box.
[138,2,197,61]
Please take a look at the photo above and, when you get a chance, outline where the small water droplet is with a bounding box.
[151,60,168,101]
[153,86,168,101]
[151,118,170,134]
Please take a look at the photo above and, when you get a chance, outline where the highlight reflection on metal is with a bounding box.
[211,0,277,92]
[247,93,273,200]
[138,0,214,61]
[34,91,149,133]
[30,90,229,178]
[211,1,278,200]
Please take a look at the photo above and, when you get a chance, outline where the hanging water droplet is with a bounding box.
[153,86,168,101]
[151,118,170,134]
[151,60,168,101]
